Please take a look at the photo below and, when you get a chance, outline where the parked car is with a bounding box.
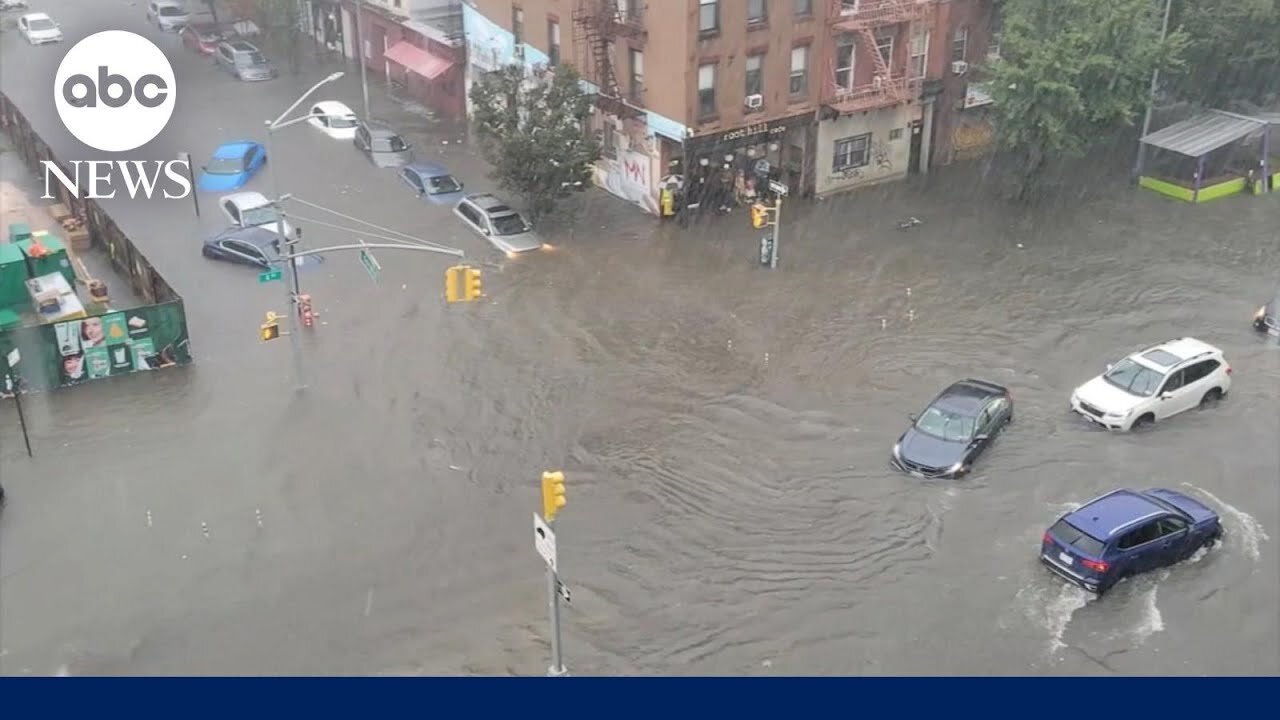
[890,379,1013,479]
[453,194,543,255]
[17,12,61,44]
[202,226,281,268]
[307,101,360,140]
[1069,337,1231,431]
[1041,488,1221,595]
[219,192,291,238]
[399,162,465,205]
[197,140,267,192]
[180,23,223,55]
[1252,286,1279,335]
[353,123,412,168]
[214,40,276,82]
[0,1,30,13]
[147,1,189,32]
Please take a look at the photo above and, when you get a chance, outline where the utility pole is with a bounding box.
[751,181,788,268]
[2,352,32,458]
[537,471,568,677]
[1135,0,1174,179]
[354,0,371,120]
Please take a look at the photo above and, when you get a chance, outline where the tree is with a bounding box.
[469,64,601,220]
[984,0,1187,197]
[1169,0,1280,107]
[226,0,304,73]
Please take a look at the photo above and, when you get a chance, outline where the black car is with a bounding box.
[1253,287,1279,335]
[891,379,1013,479]
[201,226,283,268]
[354,123,413,168]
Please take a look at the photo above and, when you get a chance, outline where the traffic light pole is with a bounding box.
[546,525,567,678]
[770,197,783,269]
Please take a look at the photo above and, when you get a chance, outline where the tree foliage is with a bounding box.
[1169,0,1280,107]
[226,0,303,73]
[984,0,1187,194]
[469,64,601,219]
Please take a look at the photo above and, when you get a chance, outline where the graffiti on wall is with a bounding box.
[871,140,894,170]
[595,149,658,215]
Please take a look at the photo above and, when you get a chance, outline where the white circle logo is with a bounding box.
[54,31,176,153]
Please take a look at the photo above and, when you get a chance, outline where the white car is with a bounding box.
[17,12,62,44]
[1070,337,1232,431]
[307,101,360,140]
[147,1,190,32]
[219,192,292,238]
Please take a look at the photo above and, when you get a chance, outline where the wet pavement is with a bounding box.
[0,0,1277,676]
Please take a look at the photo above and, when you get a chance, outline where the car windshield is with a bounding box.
[239,52,267,65]
[159,7,185,16]
[29,18,56,31]
[240,205,277,227]
[329,115,358,129]
[372,136,408,153]
[427,175,461,194]
[913,405,976,442]
[1102,358,1163,397]
[1049,519,1105,556]
[206,155,245,174]
[491,213,530,236]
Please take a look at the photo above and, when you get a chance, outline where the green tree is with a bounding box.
[228,0,303,73]
[984,0,1187,197]
[469,64,601,219]
[1170,0,1280,106]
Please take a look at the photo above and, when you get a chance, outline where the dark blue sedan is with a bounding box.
[398,162,465,205]
[200,226,323,270]
[1042,488,1221,595]
[891,379,1013,479]
[198,140,267,192]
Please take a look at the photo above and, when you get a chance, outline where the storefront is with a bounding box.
[815,103,918,197]
[306,0,344,54]
[682,113,815,210]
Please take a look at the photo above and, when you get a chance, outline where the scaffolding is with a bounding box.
[823,0,930,115]
[571,0,646,119]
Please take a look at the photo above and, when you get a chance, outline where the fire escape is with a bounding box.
[571,0,646,119]
[823,0,930,115]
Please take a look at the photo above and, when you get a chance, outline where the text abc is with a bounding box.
[62,66,169,108]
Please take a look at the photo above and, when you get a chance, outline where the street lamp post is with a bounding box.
[265,71,346,391]
[354,0,371,120]
[1135,0,1174,179]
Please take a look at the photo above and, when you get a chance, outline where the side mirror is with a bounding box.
[908,413,918,422]
[1160,392,1174,400]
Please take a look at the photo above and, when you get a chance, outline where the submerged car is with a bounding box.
[180,23,223,55]
[198,140,267,192]
[354,123,413,168]
[147,1,190,32]
[17,12,62,44]
[399,162,465,205]
[214,40,276,82]
[307,100,360,140]
[453,194,543,255]
[1069,337,1231,431]
[219,191,291,238]
[1253,287,1279,335]
[890,379,1013,479]
[201,226,321,270]
[1041,488,1221,595]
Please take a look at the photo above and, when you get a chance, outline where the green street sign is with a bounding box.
[359,248,381,281]
[258,269,283,283]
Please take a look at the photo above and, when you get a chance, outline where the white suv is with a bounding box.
[1070,337,1231,431]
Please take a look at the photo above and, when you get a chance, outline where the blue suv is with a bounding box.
[1041,488,1221,595]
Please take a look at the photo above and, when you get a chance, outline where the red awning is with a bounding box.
[383,41,454,81]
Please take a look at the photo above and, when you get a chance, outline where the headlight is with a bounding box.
[892,443,901,459]
[1103,409,1129,419]
[1256,306,1267,320]
[947,461,964,475]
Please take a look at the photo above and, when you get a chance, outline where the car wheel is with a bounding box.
[1129,413,1154,431]
[1199,388,1223,409]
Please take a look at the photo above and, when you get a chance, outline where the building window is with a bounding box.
[699,0,718,34]
[909,29,929,78]
[789,45,808,96]
[698,63,717,118]
[889,128,903,141]
[794,0,812,16]
[952,25,968,63]
[629,48,644,102]
[875,33,894,69]
[833,133,871,171]
[547,20,560,66]
[512,7,524,45]
[987,14,1002,59]
[745,53,764,98]
[834,34,855,90]
[748,0,767,25]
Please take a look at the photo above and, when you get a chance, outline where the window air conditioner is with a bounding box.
[951,60,968,75]
[872,75,884,89]
[744,94,763,109]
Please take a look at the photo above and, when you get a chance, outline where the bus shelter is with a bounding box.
[1138,110,1275,203]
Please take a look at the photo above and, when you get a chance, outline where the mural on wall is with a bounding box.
[595,149,658,215]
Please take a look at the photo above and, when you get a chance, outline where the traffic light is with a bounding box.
[751,203,770,229]
[445,265,463,303]
[260,311,281,342]
[464,267,483,301]
[541,471,566,522]
[298,294,315,328]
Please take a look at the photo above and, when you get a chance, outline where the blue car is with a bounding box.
[398,162,465,205]
[1041,488,1221,595]
[198,140,267,192]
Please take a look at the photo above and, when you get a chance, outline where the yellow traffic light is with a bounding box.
[541,471,566,522]
[751,203,769,229]
[464,267,483,301]
[445,264,463,303]
[260,322,280,342]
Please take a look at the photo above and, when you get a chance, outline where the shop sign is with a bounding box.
[720,121,790,143]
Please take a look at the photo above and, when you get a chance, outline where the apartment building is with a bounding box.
[306,0,467,120]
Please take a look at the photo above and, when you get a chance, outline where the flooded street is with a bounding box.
[1,0,1276,676]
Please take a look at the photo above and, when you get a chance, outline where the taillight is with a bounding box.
[1081,558,1109,573]
[1042,532,1053,546]
[1225,365,1232,375]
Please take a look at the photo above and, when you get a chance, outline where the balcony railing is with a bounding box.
[825,75,920,114]
[829,0,930,29]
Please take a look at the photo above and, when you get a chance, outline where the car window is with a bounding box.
[459,204,481,226]
[1183,359,1219,384]
[976,408,993,432]
[402,170,423,191]
[240,205,277,227]
[1049,519,1105,556]
[1160,369,1185,394]
[913,405,976,443]
[372,136,408,153]
[206,154,245,174]
[357,127,370,147]
[223,202,241,223]
[1157,517,1187,536]
[427,175,462,195]
[1118,521,1162,550]
[491,213,530,236]
[1103,358,1163,397]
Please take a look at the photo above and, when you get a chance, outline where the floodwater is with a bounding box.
[0,0,1276,675]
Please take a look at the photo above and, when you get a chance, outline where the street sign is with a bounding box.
[359,248,381,281]
[258,269,283,283]
[769,180,790,196]
[6,348,18,368]
[534,512,557,572]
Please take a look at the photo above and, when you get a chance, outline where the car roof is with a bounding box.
[155,1,184,8]
[1065,489,1167,541]
[313,100,355,115]
[212,225,279,249]
[931,379,1005,414]
[221,191,270,207]
[405,161,448,176]
[23,12,53,21]
[466,193,511,211]
[1141,337,1222,365]
[366,126,401,138]
[214,141,257,157]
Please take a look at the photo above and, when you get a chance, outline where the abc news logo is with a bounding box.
[43,31,191,200]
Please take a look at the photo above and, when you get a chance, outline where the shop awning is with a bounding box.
[1140,110,1267,158]
[383,41,454,81]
